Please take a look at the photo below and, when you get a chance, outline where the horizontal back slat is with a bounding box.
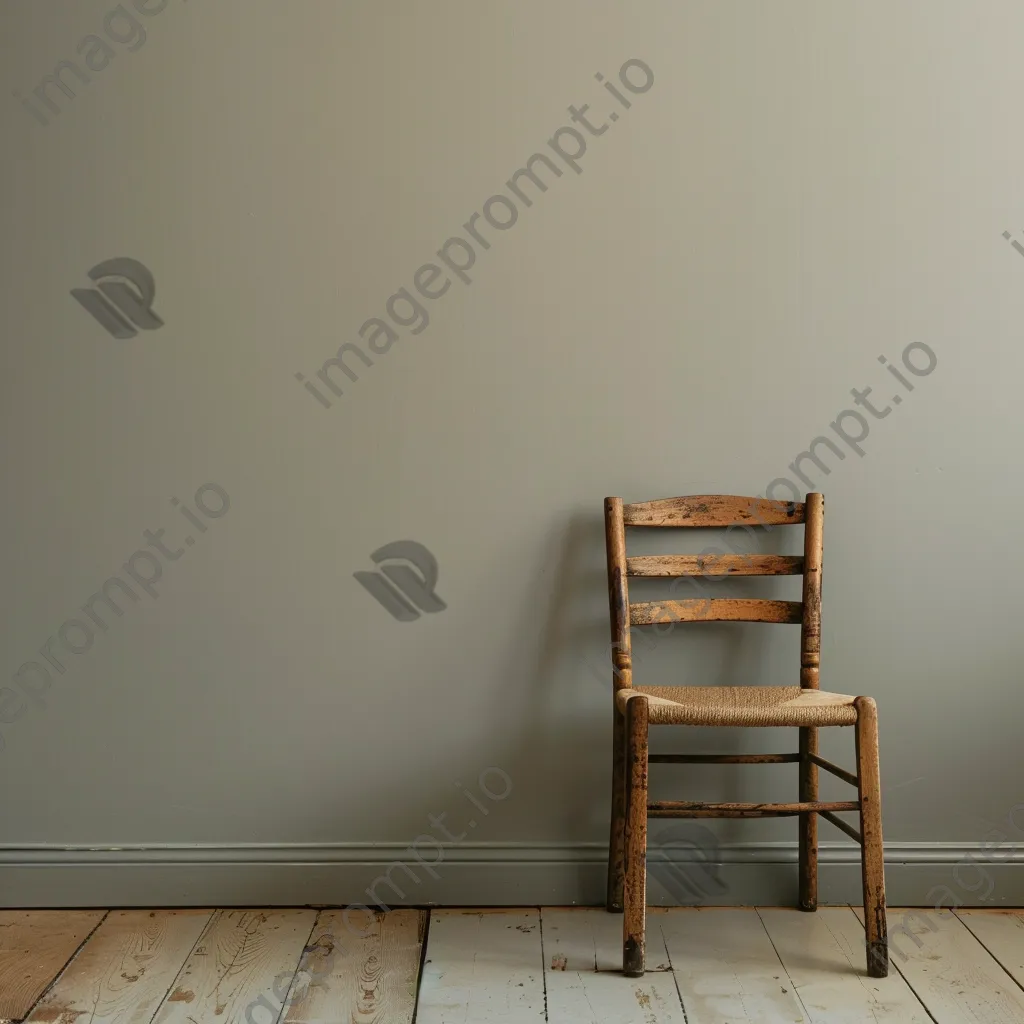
[629,598,803,625]
[626,554,804,577]
[622,494,804,527]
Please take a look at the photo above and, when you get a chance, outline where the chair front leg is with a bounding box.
[623,694,649,977]
[855,696,888,977]
[607,701,627,911]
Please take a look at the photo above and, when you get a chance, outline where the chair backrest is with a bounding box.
[604,493,823,692]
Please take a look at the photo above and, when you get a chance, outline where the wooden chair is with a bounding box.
[603,493,887,978]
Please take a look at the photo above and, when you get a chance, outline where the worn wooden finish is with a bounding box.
[606,705,626,912]
[796,499,824,919]
[799,727,819,912]
[0,910,107,1022]
[808,752,859,788]
[648,752,800,764]
[622,494,805,527]
[819,811,862,844]
[629,598,803,626]
[545,970,686,1023]
[542,908,670,973]
[604,497,632,692]
[955,910,1024,988]
[603,490,886,984]
[622,695,648,977]
[626,554,804,576]
[416,909,545,1024]
[152,909,317,1024]
[860,909,1024,1021]
[281,908,423,1024]
[799,493,824,691]
[760,908,931,1022]
[648,800,858,818]
[26,911,212,1024]
[661,908,807,1023]
[855,696,887,978]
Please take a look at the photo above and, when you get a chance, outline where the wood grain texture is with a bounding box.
[659,907,806,1023]
[759,908,929,1022]
[622,695,649,977]
[799,493,824,690]
[26,911,212,1024]
[798,726,819,912]
[818,810,862,844]
[541,908,669,973]
[544,970,686,1023]
[606,705,626,912]
[798,496,824,913]
[955,910,1024,988]
[807,753,858,788]
[858,908,1024,1022]
[281,909,423,1024]
[604,497,632,691]
[416,909,544,1024]
[0,910,106,1022]
[855,696,888,976]
[629,598,803,625]
[648,753,801,764]
[626,554,804,576]
[151,909,317,1024]
[622,495,805,528]
[647,800,858,818]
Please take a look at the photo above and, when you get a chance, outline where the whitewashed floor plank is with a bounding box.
[416,909,546,1024]
[955,910,1024,989]
[542,908,670,973]
[760,907,930,1023]
[151,909,317,1024]
[857,908,1024,1023]
[658,907,807,1023]
[281,908,424,1024]
[26,910,212,1024]
[545,970,686,1023]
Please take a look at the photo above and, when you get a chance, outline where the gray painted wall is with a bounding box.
[1,0,1022,908]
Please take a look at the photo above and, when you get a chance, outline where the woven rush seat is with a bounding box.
[615,685,858,728]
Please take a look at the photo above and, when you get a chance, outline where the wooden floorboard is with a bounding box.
[11,907,1024,1022]
[415,909,546,1024]
[659,907,807,1023]
[25,910,212,1024]
[149,909,317,1024]
[954,909,1024,989]
[281,908,425,1024]
[541,907,670,973]
[0,910,107,1022]
[859,907,1024,1023]
[759,907,932,1022]
[544,970,687,1023]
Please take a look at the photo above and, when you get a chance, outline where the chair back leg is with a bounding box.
[607,704,626,911]
[799,725,819,910]
[623,695,649,976]
[855,696,888,977]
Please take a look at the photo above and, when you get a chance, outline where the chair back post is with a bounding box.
[800,493,824,690]
[604,497,632,691]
